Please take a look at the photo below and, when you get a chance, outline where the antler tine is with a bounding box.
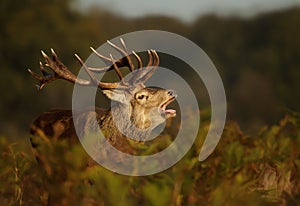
[107,39,135,72]
[120,38,128,52]
[87,65,111,73]
[119,38,136,72]
[89,47,127,84]
[74,54,99,86]
[109,53,126,84]
[50,48,59,61]
[28,51,61,90]
[90,47,111,62]
[39,61,51,78]
[28,66,57,91]
[138,50,160,83]
[129,50,146,85]
[74,53,126,89]
[90,46,128,73]
[132,51,142,69]
[147,50,154,67]
[90,43,139,86]
[89,47,117,73]
[131,50,158,85]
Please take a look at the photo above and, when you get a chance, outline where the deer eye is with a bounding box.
[137,94,148,100]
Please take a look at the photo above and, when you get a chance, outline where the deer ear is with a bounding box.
[102,89,127,104]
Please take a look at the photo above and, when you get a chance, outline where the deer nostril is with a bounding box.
[167,89,176,97]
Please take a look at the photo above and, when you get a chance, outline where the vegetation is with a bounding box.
[0,113,299,205]
[0,0,300,205]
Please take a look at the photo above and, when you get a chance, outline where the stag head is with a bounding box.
[28,39,177,142]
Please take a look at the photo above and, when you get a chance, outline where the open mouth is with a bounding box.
[159,97,176,118]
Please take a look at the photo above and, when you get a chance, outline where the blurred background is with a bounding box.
[1,1,300,205]
[1,0,300,136]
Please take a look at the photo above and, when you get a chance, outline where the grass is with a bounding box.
[0,113,299,205]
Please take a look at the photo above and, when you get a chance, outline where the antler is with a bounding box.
[28,39,159,90]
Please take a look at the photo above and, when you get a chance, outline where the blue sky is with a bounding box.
[78,0,300,22]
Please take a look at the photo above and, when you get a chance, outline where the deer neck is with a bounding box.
[100,103,155,142]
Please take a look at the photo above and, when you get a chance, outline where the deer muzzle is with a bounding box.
[159,89,177,118]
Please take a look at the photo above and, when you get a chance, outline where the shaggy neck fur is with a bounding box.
[100,102,163,142]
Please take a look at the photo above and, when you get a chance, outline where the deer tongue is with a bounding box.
[164,109,176,118]
[165,109,176,114]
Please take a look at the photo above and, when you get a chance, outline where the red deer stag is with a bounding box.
[28,39,177,173]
